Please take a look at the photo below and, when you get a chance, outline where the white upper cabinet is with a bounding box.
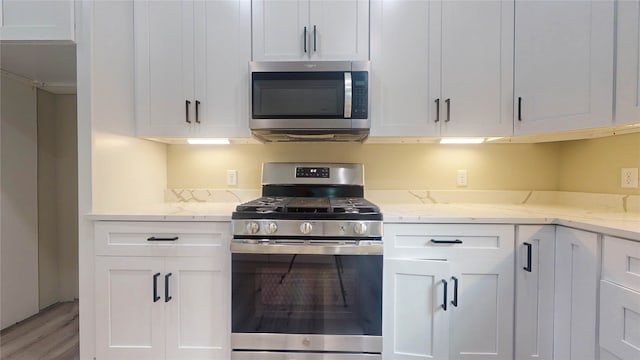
[193,0,252,137]
[135,1,194,138]
[0,0,75,42]
[514,0,614,135]
[135,0,251,139]
[440,0,513,137]
[615,0,640,126]
[370,0,440,137]
[252,0,369,61]
[370,0,513,137]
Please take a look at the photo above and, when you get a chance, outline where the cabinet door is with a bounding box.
[514,0,614,135]
[308,0,369,61]
[95,256,165,360]
[615,0,640,125]
[164,257,229,360]
[135,0,196,138]
[449,248,514,360]
[0,0,74,41]
[370,0,441,137]
[193,0,251,138]
[440,0,513,137]
[383,259,450,360]
[515,225,555,360]
[252,0,309,61]
[600,280,640,360]
[553,227,599,360]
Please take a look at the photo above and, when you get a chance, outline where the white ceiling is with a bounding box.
[1,43,76,94]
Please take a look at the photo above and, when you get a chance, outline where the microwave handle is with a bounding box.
[344,72,352,118]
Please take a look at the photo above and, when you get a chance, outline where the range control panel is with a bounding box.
[296,167,330,178]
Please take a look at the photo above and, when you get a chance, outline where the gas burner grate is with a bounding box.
[235,197,380,216]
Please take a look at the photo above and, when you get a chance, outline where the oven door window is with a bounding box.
[232,253,382,336]
[252,72,345,118]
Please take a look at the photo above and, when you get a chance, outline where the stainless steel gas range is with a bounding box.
[231,163,383,360]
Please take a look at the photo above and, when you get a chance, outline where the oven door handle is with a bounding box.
[231,242,383,255]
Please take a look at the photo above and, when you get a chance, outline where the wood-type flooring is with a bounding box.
[0,301,79,360]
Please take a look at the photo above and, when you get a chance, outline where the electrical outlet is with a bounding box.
[227,170,238,186]
[457,169,468,187]
[621,168,639,188]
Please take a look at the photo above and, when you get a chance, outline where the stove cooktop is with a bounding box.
[232,196,382,221]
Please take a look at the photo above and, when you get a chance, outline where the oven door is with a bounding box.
[231,243,383,355]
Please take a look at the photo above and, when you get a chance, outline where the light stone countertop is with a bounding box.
[88,202,238,222]
[380,203,640,241]
[89,201,640,242]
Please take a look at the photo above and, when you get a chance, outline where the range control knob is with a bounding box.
[265,222,278,234]
[246,222,260,234]
[300,222,313,235]
[354,222,368,235]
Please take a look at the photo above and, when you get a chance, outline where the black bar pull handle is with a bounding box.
[435,98,440,123]
[147,236,179,242]
[430,239,463,244]
[153,272,161,302]
[185,100,191,123]
[303,26,307,53]
[313,25,317,52]
[165,273,173,302]
[451,276,459,307]
[441,279,448,311]
[195,100,201,123]
[445,98,451,122]
[524,242,532,272]
[518,97,522,121]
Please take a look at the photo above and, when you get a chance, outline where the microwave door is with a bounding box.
[252,72,345,119]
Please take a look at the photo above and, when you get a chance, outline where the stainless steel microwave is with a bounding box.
[249,61,370,142]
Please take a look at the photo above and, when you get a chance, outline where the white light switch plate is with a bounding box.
[227,170,238,186]
[621,168,639,188]
[457,169,468,187]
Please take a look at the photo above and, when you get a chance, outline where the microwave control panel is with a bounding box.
[351,72,368,119]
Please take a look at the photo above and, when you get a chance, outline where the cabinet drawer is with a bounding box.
[600,280,640,360]
[95,221,231,256]
[603,236,640,292]
[383,223,514,260]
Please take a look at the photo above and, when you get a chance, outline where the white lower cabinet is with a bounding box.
[515,225,555,360]
[600,281,640,360]
[599,235,640,360]
[553,227,600,360]
[383,259,450,359]
[96,256,164,360]
[94,222,230,360]
[382,224,514,360]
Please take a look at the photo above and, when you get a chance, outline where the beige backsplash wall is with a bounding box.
[558,132,640,195]
[167,132,640,194]
[167,142,562,190]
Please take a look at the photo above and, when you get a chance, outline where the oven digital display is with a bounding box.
[296,167,330,178]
